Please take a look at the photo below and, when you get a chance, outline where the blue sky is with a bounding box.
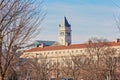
[37,0,120,43]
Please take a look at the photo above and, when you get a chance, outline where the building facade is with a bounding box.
[21,41,120,64]
[20,17,120,80]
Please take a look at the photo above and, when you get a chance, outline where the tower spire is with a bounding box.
[61,16,71,27]
[58,16,72,45]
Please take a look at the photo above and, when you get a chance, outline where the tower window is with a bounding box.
[60,32,64,36]
[66,32,71,36]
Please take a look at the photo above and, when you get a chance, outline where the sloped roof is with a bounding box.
[25,40,56,47]
[26,42,120,52]
[35,40,56,46]
[60,16,71,27]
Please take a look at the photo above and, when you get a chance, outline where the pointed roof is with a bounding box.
[60,16,71,27]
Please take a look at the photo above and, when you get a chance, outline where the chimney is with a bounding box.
[116,38,120,43]
[39,43,45,48]
[65,42,70,46]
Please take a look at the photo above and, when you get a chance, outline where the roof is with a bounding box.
[25,40,56,47]
[35,40,56,46]
[26,42,120,52]
[60,16,71,27]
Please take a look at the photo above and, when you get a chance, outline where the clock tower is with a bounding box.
[58,16,71,45]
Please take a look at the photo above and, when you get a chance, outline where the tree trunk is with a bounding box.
[0,34,4,80]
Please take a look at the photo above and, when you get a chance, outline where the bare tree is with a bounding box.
[65,38,120,80]
[102,47,119,80]
[0,0,45,80]
[62,56,83,80]
[19,54,53,80]
[85,37,119,80]
[50,57,62,80]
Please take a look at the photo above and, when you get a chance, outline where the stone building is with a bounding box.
[20,17,120,80]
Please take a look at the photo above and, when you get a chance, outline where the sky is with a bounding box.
[36,0,120,44]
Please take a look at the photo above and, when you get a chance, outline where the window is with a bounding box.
[51,52,53,54]
[59,52,61,54]
[80,50,82,52]
[44,52,47,54]
[76,50,78,53]
[67,51,69,53]
[71,50,74,53]
[66,32,71,36]
[60,32,64,36]
[36,53,39,55]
